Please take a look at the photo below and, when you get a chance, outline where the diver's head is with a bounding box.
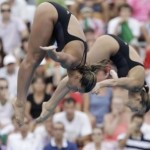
[67,59,111,93]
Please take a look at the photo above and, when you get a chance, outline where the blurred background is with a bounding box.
[0,0,150,150]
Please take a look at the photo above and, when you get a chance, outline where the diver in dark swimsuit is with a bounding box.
[13,2,89,126]
[35,34,149,123]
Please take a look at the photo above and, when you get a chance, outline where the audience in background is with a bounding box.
[33,117,53,150]
[7,0,28,22]
[13,37,29,63]
[53,98,92,144]
[0,2,28,54]
[118,114,150,150]
[83,127,104,150]
[80,6,104,38]
[107,3,141,47]
[26,76,51,120]
[44,122,78,150]
[0,54,18,99]
[7,119,35,150]
[127,0,150,22]
[0,78,14,139]
[0,0,150,149]
[83,69,112,126]
[103,96,131,150]
[84,28,96,49]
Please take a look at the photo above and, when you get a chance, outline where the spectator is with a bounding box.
[107,4,141,46]
[44,122,77,150]
[0,78,14,137]
[0,2,28,54]
[141,12,150,44]
[0,38,5,68]
[7,119,36,150]
[78,0,110,22]
[80,6,104,38]
[83,69,112,126]
[7,0,28,22]
[53,98,92,143]
[84,28,96,49]
[26,76,51,120]
[56,91,83,112]
[108,0,127,19]
[103,96,131,150]
[118,114,150,150]
[33,117,53,150]
[83,127,104,150]
[13,37,28,63]
[127,0,150,22]
[0,54,18,99]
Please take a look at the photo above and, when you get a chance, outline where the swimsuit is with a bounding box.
[49,2,87,67]
[108,34,143,77]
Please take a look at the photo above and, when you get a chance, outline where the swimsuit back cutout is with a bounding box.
[108,34,143,77]
[49,2,87,68]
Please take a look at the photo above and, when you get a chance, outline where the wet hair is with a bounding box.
[77,59,111,93]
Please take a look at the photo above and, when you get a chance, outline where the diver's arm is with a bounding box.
[36,76,71,122]
[40,46,77,68]
[93,77,140,94]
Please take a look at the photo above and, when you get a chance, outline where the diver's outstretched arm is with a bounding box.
[93,76,140,94]
[41,45,78,68]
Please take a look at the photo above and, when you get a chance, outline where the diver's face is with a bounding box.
[67,70,85,92]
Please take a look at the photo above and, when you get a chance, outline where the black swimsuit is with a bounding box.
[48,2,87,67]
[108,34,144,78]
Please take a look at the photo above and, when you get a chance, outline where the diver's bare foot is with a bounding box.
[13,100,25,126]
[36,102,54,123]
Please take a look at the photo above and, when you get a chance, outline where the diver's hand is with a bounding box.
[40,45,57,51]
[92,82,101,94]
[110,69,118,79]
[36,102,54,123]
[40,45,59,60]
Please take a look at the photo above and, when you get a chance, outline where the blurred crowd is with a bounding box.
[0,0,150,150]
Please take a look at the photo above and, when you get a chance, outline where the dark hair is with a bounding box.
[32,75,46,84]
[64,97,76,105]
[131,113,144,121]
[21,37,28,50]
[77,59,111,93]
[118,3,132,13]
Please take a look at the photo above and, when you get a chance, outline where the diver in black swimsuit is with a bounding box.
[13,2,91,126]
[34,34,149,123]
